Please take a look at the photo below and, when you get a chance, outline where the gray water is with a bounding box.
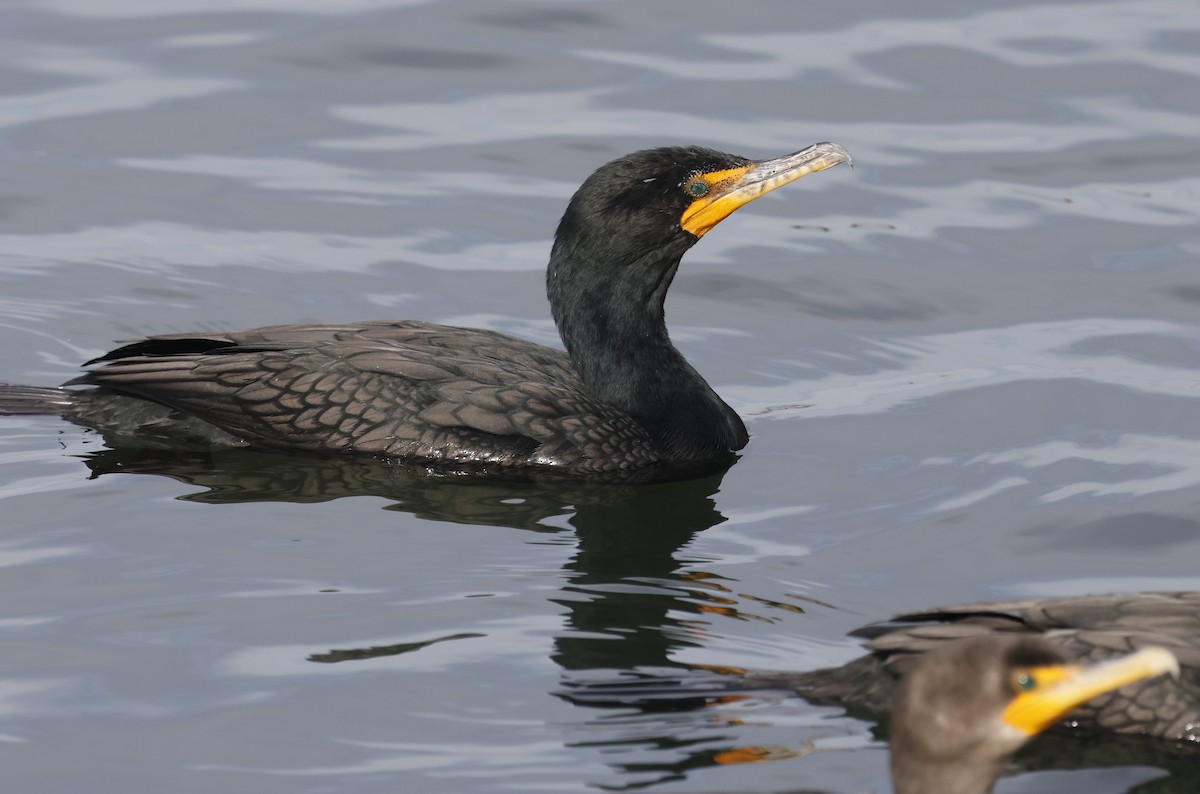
[1,1,1199,792]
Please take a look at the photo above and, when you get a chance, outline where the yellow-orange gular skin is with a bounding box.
[1001,646,1179,736]
[679,142,852,237]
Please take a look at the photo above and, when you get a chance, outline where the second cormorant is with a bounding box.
[563,591,1200,744]
[566,633,1177,794]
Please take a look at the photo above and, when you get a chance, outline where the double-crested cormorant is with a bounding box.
[565,634,1178,794]
[0,143,850,482]
[564,592,1200,743]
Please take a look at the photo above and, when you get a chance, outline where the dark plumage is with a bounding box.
[0,143,851,482]
[842,591,1200,743]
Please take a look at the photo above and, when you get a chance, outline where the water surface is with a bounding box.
[2,1,1199,792]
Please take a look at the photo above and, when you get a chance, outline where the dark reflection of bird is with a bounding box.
[567,633,1177,794]
[0,143,850,483]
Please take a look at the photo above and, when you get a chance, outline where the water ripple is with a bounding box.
[39,0,432,17]
[1,49,240,130]
[587,2,1200,83]
[737,318,1200,417]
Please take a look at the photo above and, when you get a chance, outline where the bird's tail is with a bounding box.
[0,384,76,415]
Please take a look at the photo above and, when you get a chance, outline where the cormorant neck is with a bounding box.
[891,754,1002,794]
[546,237,748,464]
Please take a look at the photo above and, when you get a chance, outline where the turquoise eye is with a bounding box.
[687,181,709,198]
[1015,673,1036,691]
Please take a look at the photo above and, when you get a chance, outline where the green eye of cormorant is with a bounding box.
[1015,672,1036,691]
[686,180,709,197]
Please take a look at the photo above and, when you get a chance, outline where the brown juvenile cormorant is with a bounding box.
[0,143,850,481]
[892,638,1171,794]
[564,592,1200,744]
[565,633,1178,794]
[888,636,1174,794]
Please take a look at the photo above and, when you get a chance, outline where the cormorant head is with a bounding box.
[547,142,851,338]
[550,143,851,279]
[889,635,1178,794]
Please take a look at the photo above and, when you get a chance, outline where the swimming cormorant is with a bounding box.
[563,592,1199,744]
[0,143,850,482]
[564,626,1179,794]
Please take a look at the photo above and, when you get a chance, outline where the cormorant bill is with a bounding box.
[0,143,851,482]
